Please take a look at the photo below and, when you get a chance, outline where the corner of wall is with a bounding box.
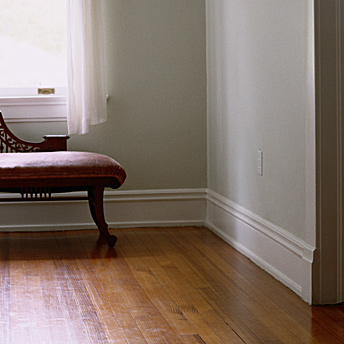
[205,189,315,303]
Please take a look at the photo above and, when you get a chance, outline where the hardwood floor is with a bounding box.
[0,227,343,343]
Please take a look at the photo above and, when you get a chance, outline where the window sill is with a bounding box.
[0,95,67,123]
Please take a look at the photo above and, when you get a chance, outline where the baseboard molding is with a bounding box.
[205,190,315,303]
[0,188,207,232]
[0,187,314,302]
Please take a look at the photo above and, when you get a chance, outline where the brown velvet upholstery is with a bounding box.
[0,151,126,184]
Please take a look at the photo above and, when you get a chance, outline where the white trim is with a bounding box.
[0,95,66,107]
[0,95,67,123]
[0,187,315,302]
[0,188,207,231]
[0,94,109,123]
[305,0,316,251]
[206,190,315,303]
[2,117,67,123]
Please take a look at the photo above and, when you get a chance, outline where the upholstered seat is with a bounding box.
[0,151,126,183]
[0,111,126,247]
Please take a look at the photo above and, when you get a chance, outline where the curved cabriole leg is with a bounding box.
[88,186,117,247]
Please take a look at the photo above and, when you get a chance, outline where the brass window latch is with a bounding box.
[38,88,55,95]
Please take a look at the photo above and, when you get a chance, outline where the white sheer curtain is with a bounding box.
[66,0,107,135]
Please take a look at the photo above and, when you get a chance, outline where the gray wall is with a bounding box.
[206,0,314,239]
[9,0,314,242]
[10,0,207,191]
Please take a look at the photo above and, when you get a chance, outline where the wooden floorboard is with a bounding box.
[0,226,343,343]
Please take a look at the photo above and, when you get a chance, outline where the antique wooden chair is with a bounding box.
[0,111,126,247]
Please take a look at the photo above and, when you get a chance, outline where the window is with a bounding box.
[0,0,67,122]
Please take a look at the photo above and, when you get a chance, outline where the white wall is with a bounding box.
[206,0,314,240]
[206,0,315,302]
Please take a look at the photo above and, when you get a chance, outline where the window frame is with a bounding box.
[0,0,68,123]
[0,93,67,123]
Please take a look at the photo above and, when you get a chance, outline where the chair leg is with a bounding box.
[88,186,117,247]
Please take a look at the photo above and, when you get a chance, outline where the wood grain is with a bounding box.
[0,227,343,343]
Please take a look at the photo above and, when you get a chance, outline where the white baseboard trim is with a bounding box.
[0,187,315,302]
[206,190,315,303]
[0,188,207,232]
